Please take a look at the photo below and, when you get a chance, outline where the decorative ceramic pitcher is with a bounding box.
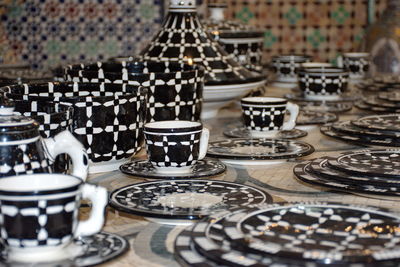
[0,96,88,180]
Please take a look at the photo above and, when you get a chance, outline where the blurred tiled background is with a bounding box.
[0,0,388,69]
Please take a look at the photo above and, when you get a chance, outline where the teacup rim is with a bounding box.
[343,52,370,58]
[144,120,203,133]
[241,96,287,104]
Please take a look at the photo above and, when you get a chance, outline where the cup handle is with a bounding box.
[198,127,210,160]
[336,55,343,68]
[282,103,299,131]
[42,130,89,181]
[74,184,108,237]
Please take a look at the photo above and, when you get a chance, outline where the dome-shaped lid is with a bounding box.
[0,94,40,142]
[140,1,265,86]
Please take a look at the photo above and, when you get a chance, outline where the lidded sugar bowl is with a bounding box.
[0,95,88,180]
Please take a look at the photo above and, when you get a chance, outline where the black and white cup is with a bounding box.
[337,52,370,80]
[297,67,349,100]
[271,54,312,85]
[0,173,107,263]
[241,97,299,138]
[144,121,209,174]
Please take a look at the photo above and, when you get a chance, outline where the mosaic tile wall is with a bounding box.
[0,0,388,69]
[204,0,388,63]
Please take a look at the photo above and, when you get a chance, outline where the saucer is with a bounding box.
[0,232,129,266]
[206,138,314,165]
[119,158,226,179]
[223,127,307,139]
[285,92,360,102]
[355,101,400,113]
[296,110,338,125]
[363,96,400,108]
[352,114,400,132]
[332,121,400,139]
[294,100,353,113]
[109,179,271,222]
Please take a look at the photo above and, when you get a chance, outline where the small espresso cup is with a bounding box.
[241,97,299,138]
[337,52,370,80]
[0,173,108,263]
[144,121,210,173]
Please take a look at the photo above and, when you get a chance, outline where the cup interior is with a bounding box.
[343,52,369,58]
[301,67,348,75]
[241,97,287,104]
[0,174,81,192]
[145,120,201,130]
[301,62,332,68]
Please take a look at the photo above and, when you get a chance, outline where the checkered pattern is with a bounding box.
[344,57,369,79]
[218,40,264,72]
[145,131,202,168]
[0,195,79,248]
[0,143,51,177]
[242,105,286,131]
[65,61,204,122]
[299,72,348,96]
[140,6,257,84]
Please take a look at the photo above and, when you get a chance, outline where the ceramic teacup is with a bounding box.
[144,121,209,173]
[0,173,108,263]
[297,67,349,100]
[241,97,299,138]
[271,54,312,83]
[338,52,370,80]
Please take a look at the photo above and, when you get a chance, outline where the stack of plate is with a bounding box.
[356,92,400,113]
[356,76,400,92]
[321,114,400,147]
[175,202,400,266]
[293,149,400,196]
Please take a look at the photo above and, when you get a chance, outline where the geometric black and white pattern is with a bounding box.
[144,129,202,168]
[271,55,311,82]
[241,103,287,131]
[0,194,79,248]
[343,56,369,79]
[65,61,204,122]
[352,114,400,132]
[4,82,147,163]
[298,68,349,97]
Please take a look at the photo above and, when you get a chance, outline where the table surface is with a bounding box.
[89,85,399,267]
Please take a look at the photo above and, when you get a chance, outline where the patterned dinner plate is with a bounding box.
[293,161,400,196]
[296,110,338,125]
[327,149,400,178]
[206,138,314,165]
[119,158,226,179]
[363,96,400,108]
[378,91,400,103]
[331,121,400,139]
[285,92,360,102]
[109,180,271,220]
[352,114,400,132]
[355,101,400,113]
[223,127,307,139]
[293,100,353,113]
[0,232,129,266]
[320,124,400,147]
[221,202,400,265]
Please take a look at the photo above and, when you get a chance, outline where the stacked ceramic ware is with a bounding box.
[140,0,266,119]
[294,149,400,197]
[321,114,400,147]
[175,201,400,266]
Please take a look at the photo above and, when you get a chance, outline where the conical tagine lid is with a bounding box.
[140,0,265,86]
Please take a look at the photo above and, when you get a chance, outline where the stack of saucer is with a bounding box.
[356,91,400,113]
[175,202,400,266]
[294,149,400,196]
[321,114,400,147]
[356,76,400,93]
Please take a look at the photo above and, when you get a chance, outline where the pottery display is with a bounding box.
[297,67,349,100]
[271,54,312,86]
[203,3,264,72]
[65,60,204,122]
[140,0,266,119]
[144,120,209,174]
[4,82,147,173]
[240,96,299,138]
[0,95,88,180]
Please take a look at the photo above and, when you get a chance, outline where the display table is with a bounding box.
[88,86,398,267]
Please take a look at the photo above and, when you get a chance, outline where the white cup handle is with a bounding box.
[198,127,210,160]
[42,130,89,181]
[74,184,108,237]
[336,55,344,68]
[282,103,299,131]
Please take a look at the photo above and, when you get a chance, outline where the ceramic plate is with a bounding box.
[222,202,400,265]
[309,157,400,186]
[331,121,400,139]
[293,161,400,196]
[296,110,338,125]
[320,124,400,147]
[206,138,314,163]
[109,180,271,220]
[294,100,353,113]
[355,101,400,113]
[378,91,400,103]
[327,149,400,178]
[363,96,400,108]
[285,92,360,102]
[223,127,307,139]
[0,232,129,266]
[119,158,226,179]
[352,114,400,132]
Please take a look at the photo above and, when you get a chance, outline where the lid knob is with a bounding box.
[169,0,196,11]
[0,94,15,116]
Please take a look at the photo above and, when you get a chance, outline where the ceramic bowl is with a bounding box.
[297,67,349,100]
[65,60,204,122]
[271,54,312,83]
[0,69,54,87]
[4,82,147,173]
